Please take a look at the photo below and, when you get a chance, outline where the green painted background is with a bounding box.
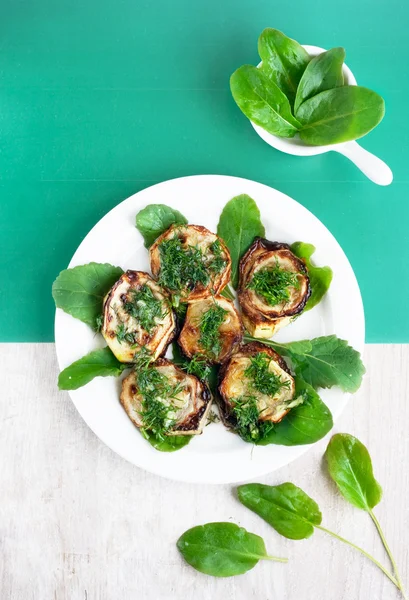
[1,0,408,342]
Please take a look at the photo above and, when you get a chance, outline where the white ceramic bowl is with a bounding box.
[252,45,393,185]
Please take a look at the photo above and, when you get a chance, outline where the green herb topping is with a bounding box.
[230,352,291,443]
[133,352,185,441]
[185,353,212,381]
[198,303,228,358]
[247,261,300,306]
[244,352,291,397]
[116,323,136,345]
[123,284,166,333]
[158,235,226,296]
[208,240,227,274]
[231,395,274,443]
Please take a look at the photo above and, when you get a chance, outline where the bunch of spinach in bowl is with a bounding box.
[230,28,385,146]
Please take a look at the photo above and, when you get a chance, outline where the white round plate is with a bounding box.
[55,175,364,484]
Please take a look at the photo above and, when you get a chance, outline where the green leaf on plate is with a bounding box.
[52,262,123,329]
[58,347,128,390]
[256,335,366,393]
[291,242,333,311]
[238,482,322,540]
[256,377,333,446]
[258,28,310,107]
[217,194,265,288]
[135,203,188,248]
[230,65,301,138]
[177,522,286,577]
[297,86,385,145]
[325,433,382,510]
[143,430,192,452]
[294,47,345,113]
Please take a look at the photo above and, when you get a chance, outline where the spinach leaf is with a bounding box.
[258,28,310,107]
[249,334,365,393]
[58,347,128,390]
[177,522,286,577]
[297,86,385,145]
[143,430,191,452]
[291,242,333,311]
[52,262,123,329]
[217,194,265,288]
[256,378,333,446]
[135,204,188,248]
[230,65,301,138]
[238,482,322,539]
[325,434,382,510]
[294,47,345,113]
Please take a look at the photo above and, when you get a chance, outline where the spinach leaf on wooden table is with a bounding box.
[297,86,385,145]
[217,194,265,288]
[325,433,382,510]
[238,482,322,539]
[135,204,188,248]
[294,47,345,113]
[258,28,310,107]
[256,377,333,446]
[58,346,128,390]
[291,242,333,311]
[177,522,287,577]
[230,65,301,139]
[52,263,123,329]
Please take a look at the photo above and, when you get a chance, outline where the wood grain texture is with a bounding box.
[0,344,408,600]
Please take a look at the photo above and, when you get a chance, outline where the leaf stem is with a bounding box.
[315,524,399,588]
[265,555,288,563]
[369,510,407,599]
[221,285,235,301]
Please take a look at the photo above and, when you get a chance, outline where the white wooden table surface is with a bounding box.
[1,344,408,600]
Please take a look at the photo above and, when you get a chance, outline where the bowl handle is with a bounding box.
[334,141,393,186]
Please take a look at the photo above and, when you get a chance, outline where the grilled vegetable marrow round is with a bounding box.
[218,342,299,439]
[149,224,231,301]
[101,270,176,363]
[178,296,243,364]
[120,359,212,436]
[238,238,311,338]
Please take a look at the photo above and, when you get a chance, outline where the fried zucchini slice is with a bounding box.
[101,271,176,363]
[178,296,243,364]
[218,342,297,433]
[120,359,212,436]
[149,224,231,301]
[238,238,311,338]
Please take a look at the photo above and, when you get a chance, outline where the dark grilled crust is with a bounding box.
[173,383,212,433]
[149,224,232,300]
[217,342,293,429]
[178,296,243,364]
[238,238,311,324]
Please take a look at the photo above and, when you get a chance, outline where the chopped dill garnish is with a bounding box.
[198,303,228,358]
[116,323,136,344]
[247,260,300,306]
[95,314,103,332]
[185,353,212,380]
[244,352,290,397]
[135,357,184,441]
[158,235,226,296]
[158,236,209,294]
[231,395,274,443]
[208,239,227,274]
[123,284,166,333]
[229,352,291,443]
